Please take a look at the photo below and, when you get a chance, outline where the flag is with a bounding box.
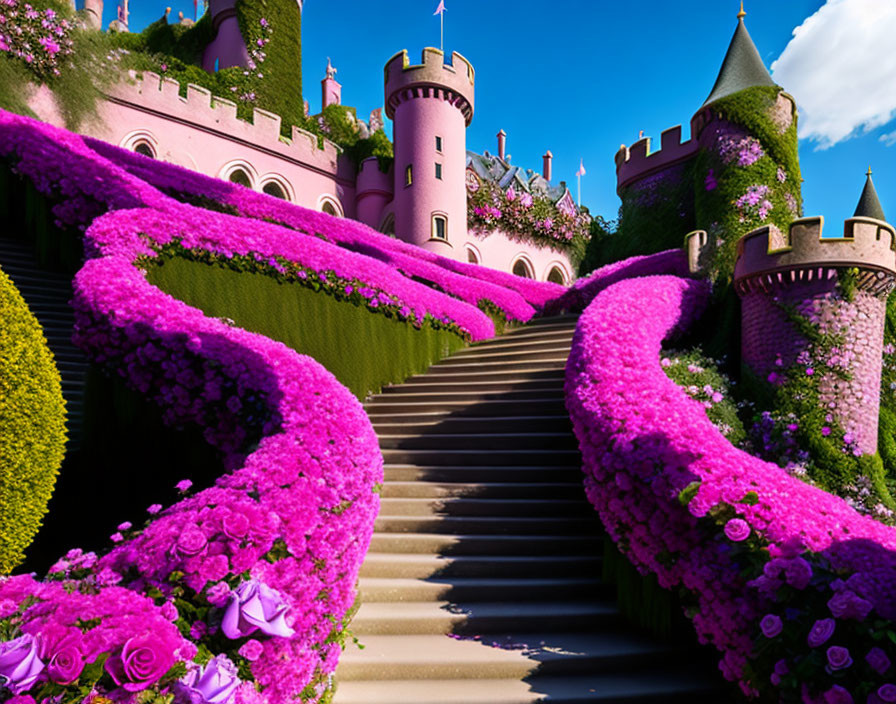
[194,0,198,20]
[434,0,446,15]
[576,159,586,177]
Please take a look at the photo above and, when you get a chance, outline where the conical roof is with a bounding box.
[702,12,777,107]
[854,169,887,221]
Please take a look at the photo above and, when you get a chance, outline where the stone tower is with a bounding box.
[83,0,103,30]
[201,0,250,72]
[733,190,896,454]
[384,48,474,256]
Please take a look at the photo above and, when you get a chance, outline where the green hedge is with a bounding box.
[0,265,66,573]
[146,254,466,398]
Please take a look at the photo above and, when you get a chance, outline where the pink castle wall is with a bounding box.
[461,231,574,284]
[201,0,250,72]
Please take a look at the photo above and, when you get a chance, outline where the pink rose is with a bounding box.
[105,633,175,692]
[724,518,750,542]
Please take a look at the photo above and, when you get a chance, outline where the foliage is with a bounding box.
[316,104,394,167]
[0,264,66,573]
[694,86,802,283]
[467,178,590,263]
[146,249,467,398]
[879,295,896,488]
[660,347,747,447]
[576,213,617,276]
[588,160,695,273]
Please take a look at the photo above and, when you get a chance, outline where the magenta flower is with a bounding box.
[221,580,295,639]
[823,685,854,704]
[105,632,174,692]
[238,640,264,662]
[724,518,750,542]
[175,479,193,492]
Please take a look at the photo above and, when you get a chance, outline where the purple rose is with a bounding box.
[826,646,852,672]
[879,686,896,703]
[724,518,751,542]
[177,655,241,704]
[823,685,853,704]
[105,633,174,692]
[867,647,892,675]
[808,618,835,648]
[221,580,295,639]
[827,590,873,621]
[784,558,812,590]
[760,614,783,638]
[0,634,44,694]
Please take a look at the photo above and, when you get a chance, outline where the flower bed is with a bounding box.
[83,138,565,310]
[566,272,896,702]
[0,202,383,702]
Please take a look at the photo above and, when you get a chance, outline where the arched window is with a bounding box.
[512,258,534,279]
[262,181,288,200]
[322,201,338,216]
[431,213,447,241]
[134,141,155,158]
[547,266,567,285]
[405,164,413,187]
[467,249,479,264]
[229,169,252,187]
[318,195,343,217]
[380,214,395,236]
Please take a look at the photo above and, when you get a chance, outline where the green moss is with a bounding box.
[235,0,303,133]
[695,86,802,284]
[0,265,67,573]
[146,255,466,398]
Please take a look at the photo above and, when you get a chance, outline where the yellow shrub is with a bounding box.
[0,265,66,573]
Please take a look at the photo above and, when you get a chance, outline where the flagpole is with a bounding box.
[577,173,581,208]
[440,11,444,53]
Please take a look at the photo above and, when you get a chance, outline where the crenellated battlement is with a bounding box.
[733,216,896,295]
[614,123,699,193]
[108,71,353,180]
[384,48,475,125]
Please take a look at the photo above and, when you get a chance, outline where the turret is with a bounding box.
[732,211,896,455]
[321,58,342,110]
[385,48,474,255]
[83,0,103,30]
[855,168,887,221]
[202,0,251,72]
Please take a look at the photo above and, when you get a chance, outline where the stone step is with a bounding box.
[368,533,603,556]
[333,670,726,703]
[335,631,676,681]
[369,390,565,405]
[379,379,562,395]
[374,516,601,536]
[401,369,565,386]
[377,433,576,451]
[382,465,584,483]
[371,416,573,436]
[377,497,591,518]
[380,448,580,467]
[425,358,568,374]
[367,399,568,416]
[359,553,600,579]
[434,347,572,365]
[380,481,584,500]
[463,333,576,352]
[350,600,619,636]
[357,576,606,603]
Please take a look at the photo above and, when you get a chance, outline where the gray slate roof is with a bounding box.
[702,17,777,107]
[854,171,887,222]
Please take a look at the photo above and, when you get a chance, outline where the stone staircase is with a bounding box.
[334,315,728,703]
[0,236,87,451]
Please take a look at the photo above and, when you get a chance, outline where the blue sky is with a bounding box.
[114,0,895,231]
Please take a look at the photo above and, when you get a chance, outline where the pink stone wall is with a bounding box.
[741,277,887,454]
[461,230,574,284]
[391,92,467,252]
[355,157,393,229]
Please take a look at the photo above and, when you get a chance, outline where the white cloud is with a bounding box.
[771,0,896,149]
[881,131,896,147]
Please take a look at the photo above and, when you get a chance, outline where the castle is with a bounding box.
[36,0,582,285]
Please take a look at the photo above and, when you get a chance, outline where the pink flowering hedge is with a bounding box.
[566,271,896,703]
[84,137,564,312]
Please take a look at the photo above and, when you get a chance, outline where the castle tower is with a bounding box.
[321,58,341,110]
[855,168,886,221]
[384,48,474,255]
[83,0,103,30]
[733,210,896,455]
[201,0,252,72]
